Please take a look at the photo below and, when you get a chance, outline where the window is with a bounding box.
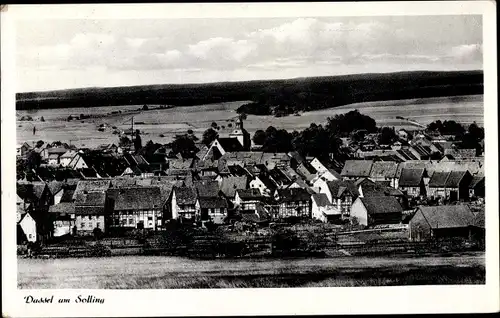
[129,218,134,225]
[81,223,85,228]
[148,217,153,221]
[96,222,100,228]
[88,215,92,220]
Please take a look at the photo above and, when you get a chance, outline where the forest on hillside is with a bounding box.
[16,70,483,113]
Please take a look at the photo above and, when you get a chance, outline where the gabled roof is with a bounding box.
[428,171,449,187]
[326,180,359,199]
[17,182,37,202]
[469,175,485,189]
[254,174,277,191]
[112,187,163,211]
[445,171,469,187]
[169,158,195,170]
[397,149,418,160]
[296,163,316,182]
[359,196,403,215]
[268,168,293,185]
[48,181,64,196]
[398,168,424,187]
[311,193,331,207]
[236,188,263,200]
[220,176,248,197]
[194,180,220,197]
[60,189,75,203]
[60,150,78,159]
[32,182,48,200]
[217,138,244,152]
[276,188,311,203]
[226,164,249,177]
[369,161,398,179]
[74,191,106,207]
[49,202,75,214]
[198,197,228,209]
[73,179,111,199]
[111,178,137,188]
[341,160,373,177]
[47,147,68,154]
[173,186,197,205]
[357,178,403,197]
[411,145,431,157]
[245,163,268,176]
[414,205,476,228]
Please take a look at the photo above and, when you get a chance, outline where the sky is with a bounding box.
[16,15,482,92]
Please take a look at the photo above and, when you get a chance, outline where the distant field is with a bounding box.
[18,252,485,289]
[16,95,483,148]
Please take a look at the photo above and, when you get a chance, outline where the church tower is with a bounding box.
[229,116,251,150]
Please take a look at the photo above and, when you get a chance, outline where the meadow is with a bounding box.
[16,95,483,148]
[17,252,485,289]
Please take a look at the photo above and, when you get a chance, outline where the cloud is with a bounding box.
[449,44,483,62]
[16,16,483,91]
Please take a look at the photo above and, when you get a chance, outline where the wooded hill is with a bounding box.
[16,70,483,112]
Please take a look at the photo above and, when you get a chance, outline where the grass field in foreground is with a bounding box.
[99,265,485,289]
[18,253,485,289]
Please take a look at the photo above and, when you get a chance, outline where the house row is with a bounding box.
[341,160,485,201]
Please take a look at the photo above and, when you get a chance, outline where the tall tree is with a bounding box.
[202,128,218,146]
[252,130,266,145]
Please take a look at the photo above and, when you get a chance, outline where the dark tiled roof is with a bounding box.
[113,187,163,211]
[220,176,248,197]
[173,186,197,205]
[358,179,404,197]
[48,181,64,196]
[198,197,228,209]
[360,196,403,215]
[414,205,475,228]
[472,211,485,228]
[75,191,106,207]
[227,165,249,177]
[47,147,68,154]
[445,171,468,188]
[60,189,75,203]
[49,202,75,214]
[469,176,485,189]
[74,205,105,215]
[398,168,424,187]
[276,188,311,203]
[311,193,331,207]
[217,138,244,152]
[32,182,48,200]
[341,160,373,177]
[428,171,450,187]
[268,168,292,185]
[111,178,137,188]
[194,180,220,197]
[169,158,194,170]
[236,189,263,200]
[369,161,398,179]
[326,180,359,199]
[17,183,37,202]
[73,179,111,199]
[397,149,418,160]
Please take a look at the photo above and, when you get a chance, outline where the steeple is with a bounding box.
[236,116,243,129]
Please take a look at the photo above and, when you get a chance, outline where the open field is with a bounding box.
[16,95,483,148]
[18,252,484,289]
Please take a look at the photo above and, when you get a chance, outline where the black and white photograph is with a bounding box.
[2,2,498,317]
